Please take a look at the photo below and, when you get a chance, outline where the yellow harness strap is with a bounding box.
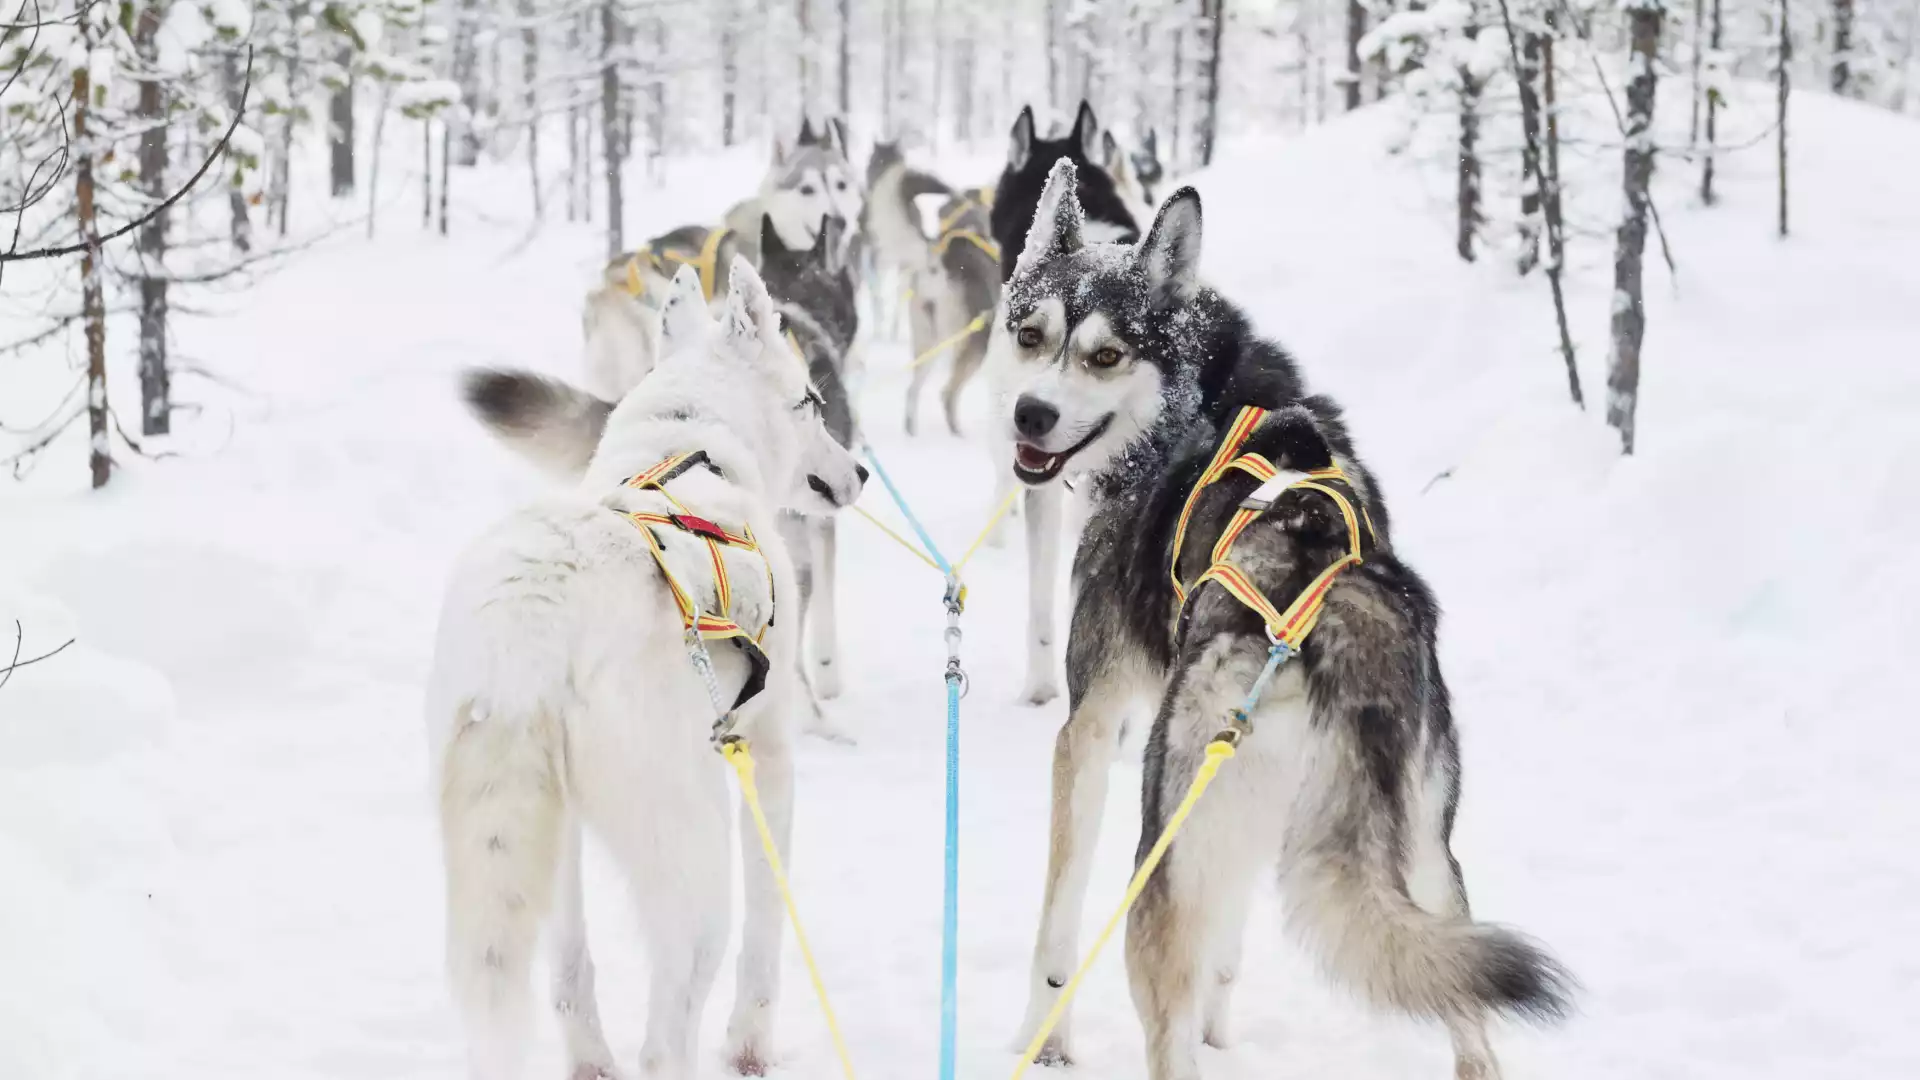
[621,453,776,702]
[932,191,1002,263]
[622,228,733,301]
[1169,405,1377,648]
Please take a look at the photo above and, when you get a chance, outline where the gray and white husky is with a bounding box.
[995,162,1571,1080]
[429,261,866,1080]
[987,101,1143,706]
[758,212,864,717]
[581,118,862,401]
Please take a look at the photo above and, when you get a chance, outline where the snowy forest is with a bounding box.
[4,1,1919,1079]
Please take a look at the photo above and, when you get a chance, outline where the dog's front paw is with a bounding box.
[568,1062,622,1080]
[724,1007,774,1077]
[812,658,843,700]
[1020,674,1061,707]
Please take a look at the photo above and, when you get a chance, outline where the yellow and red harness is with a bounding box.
[620,449,774,708]
[1170,405,1379,653]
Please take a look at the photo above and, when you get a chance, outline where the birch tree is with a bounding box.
[1606,0,1664,454]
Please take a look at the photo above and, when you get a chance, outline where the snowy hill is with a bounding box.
[4,87,1918,1080]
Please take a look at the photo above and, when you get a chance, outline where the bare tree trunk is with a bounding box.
[519,0,542,218]
[452,0,482,165]
[1345,0,1365,110]
[601,0,625,262]
[932,0,945,149]
[1200,0,1226,165]
[569,15,585,218]
[721,2,738,145]
[368,83,389,238]
[1689,0,1705,144]
[799,0,813,117]
[1499,0,1579,404]
[1701,0,1723,203]
[1515,20,1544,274]
[1047,0,1063,112]
[1831,0,1853,94]
[1607,0,1664,455]
[223,51,253,253]
[1540,16,1581,406]
[329,45,355,197]
[1779,0,1791,235]
[439,120,452,236]
[423,119,433,228]
[955,23,975,142]
[73,47,110,488]
[136,3,171,436]
[880,0,895,137]
[647,16,666,182]
[1456,14,1483,262]
[1173,19,1186,162]
[838,0,851,117]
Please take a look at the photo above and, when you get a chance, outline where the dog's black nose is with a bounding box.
[855,463,870,485]
[1014,396,1060,439]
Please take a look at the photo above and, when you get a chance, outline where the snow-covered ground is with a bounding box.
[4,86,1918,1080]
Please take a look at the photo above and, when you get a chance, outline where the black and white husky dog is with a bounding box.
[758,212,864,723]
[987,101,1143,705]
[995,162,1571,1080]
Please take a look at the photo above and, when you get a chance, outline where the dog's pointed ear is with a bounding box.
[659,265,710,348]
[1070,101,1102,163]
[1142,128,1158,157]
[828,117,850,155]
[1134,186,1202,312]
[1013,158,1084,279]
[798,117,818,146]
[1008,105,1035,171]
[723,256,779,350]
[1101,129,1120,169]
[760,213,790,263]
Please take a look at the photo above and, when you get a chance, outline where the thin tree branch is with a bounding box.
[0,621,77,692]
[1,50,254,264]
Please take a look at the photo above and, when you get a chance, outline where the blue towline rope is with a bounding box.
[860,444,963,1080]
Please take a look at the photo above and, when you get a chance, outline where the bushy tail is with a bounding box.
[1283,842,1573,1023]
[462,367,612,479]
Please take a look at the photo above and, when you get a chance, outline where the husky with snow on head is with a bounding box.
[724,116,864,269]
[430,260,865,1080]
[985,100,1143,705]
[758,212,864,727]
[999,162,1573,1080]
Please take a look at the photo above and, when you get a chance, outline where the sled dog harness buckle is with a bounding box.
[619,449,774,711]
[1169,405,1379,653]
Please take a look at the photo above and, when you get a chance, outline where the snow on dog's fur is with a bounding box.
[427,261,865,1080]
[996,163,1571,1080]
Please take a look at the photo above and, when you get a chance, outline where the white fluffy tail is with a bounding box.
[1282,841,1572,1024]
[462,368,611,480]
[439,702,566,1080]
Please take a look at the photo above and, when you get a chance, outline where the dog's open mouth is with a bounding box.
[1012,415,1112,485]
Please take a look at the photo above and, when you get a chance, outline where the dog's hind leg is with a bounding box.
[550,820,619,1080]
[1019,484,1063,706]
[1127,639,1283,1080]
[724,714,794,1076]
[439,704,566,1080]
[940,326,988,436]
[631,792,732,1080]
[1013,642,1143,1064]
[903,294,938,435]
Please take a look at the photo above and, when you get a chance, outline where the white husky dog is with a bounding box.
[427,261,866,1080]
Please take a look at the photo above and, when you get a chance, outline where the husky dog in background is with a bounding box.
[1103,128,1166,231]
[987,101,1143,705]
[724,118,864,268]
[583,225,749,401]
[904,187,1001,437]
[996,163,1571,1079]
[580,117,861,402]
[429,262,867,1080]
[758,213,865,718]
[860,138,953,346]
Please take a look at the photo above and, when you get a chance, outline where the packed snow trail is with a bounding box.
[4,91,1919,1080]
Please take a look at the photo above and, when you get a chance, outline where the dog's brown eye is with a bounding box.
[1090,346,1123,368]
[1017,326,1043,348]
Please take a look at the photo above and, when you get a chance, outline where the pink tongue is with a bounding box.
[1016,445,1053,470]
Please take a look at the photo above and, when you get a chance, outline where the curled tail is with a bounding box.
[462,367,612,479]
[1282,830,1572,1024]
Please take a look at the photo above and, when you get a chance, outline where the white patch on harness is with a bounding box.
[1239,469,1312,511]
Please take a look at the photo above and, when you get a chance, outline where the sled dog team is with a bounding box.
[428,104,1571,1080]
